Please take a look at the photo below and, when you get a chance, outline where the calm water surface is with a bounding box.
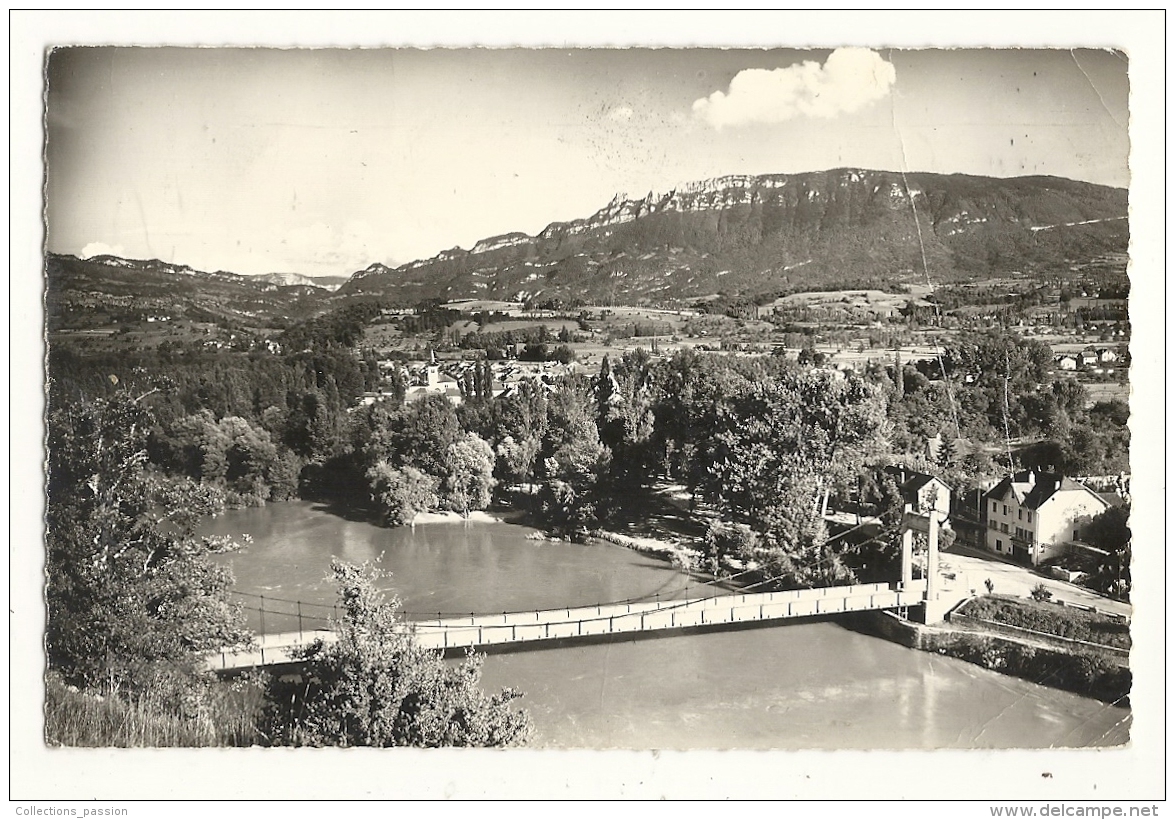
[204,501,1130,750]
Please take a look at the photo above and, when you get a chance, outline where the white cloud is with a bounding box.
[80,241,126,259]
[692,48,897,129]
[607,106,634,122]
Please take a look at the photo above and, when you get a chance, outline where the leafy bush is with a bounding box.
[264,560,532,747]
[1031,583,1054,603]
[704,521,760,565]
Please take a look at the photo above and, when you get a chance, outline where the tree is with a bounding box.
[1084,505,1131,554]
[443,433,496,515]
[709,372,888,524]
[367,394,461,480]
[285,388,339,461]
[538,379,611,537]
[520,342,548,362]
[45,393,250,692]
[367,462,439,526]
[698,371,888,587]
[265,560,532,747]
[156,412,293,503]
[651,349,750,507]
[936,436,957,468]
[597,351,658,495]
[730,469,854,588]
[495,434,540,488]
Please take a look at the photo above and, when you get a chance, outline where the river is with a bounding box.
[202,501,1130,750]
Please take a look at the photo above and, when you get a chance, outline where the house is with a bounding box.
[1079,348,1099,368]
[358,391,401,407]
[1096,348,1118,363]
[983,470,1110,566]
[885,467,952,527]
[1056,355,1078,371]
[403,364,464,406]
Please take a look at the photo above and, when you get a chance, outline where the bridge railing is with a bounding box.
[227,576,751,638]
[214,579,929,669]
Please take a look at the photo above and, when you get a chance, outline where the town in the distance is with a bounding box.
[45,167,1132,748]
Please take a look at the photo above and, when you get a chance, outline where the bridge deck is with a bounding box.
[210,579,928,671]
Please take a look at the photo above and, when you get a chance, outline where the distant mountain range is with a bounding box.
[339,168,1128,305]
[45,254,328,330]
[46,168,1128,329]
[247,271,349,291]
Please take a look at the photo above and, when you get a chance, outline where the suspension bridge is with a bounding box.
[210,502,950,672]
[210,578,930,671]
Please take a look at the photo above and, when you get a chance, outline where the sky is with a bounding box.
[45,46,1130,278]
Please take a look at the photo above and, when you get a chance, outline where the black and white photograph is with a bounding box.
[11,10,1165,806]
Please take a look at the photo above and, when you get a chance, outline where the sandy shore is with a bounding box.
[410,510,502,525]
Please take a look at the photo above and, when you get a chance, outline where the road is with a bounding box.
[937,542,1131,618]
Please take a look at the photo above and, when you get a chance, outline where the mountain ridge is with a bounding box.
[46,168,1129,326]
[339,168,1128,305]
[45,253,329,330]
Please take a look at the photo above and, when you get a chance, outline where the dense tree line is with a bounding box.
[457,323,555,355]
[879,331,1129,476]
[278,302,385,352]
[50,325,1126,545]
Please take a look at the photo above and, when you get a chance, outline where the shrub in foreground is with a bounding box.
[263,560,532,747]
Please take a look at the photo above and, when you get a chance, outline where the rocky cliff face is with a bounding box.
[338,168,1128,306]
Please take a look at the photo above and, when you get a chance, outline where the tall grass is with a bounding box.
[45,673,265,747]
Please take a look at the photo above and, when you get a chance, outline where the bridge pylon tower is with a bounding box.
[899,502,949,624]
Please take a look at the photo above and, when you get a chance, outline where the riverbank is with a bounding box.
[410,510,502,525]
[591,528,702,569]
[847,609,1130,705]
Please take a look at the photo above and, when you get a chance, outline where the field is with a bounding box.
[362,323,405,349]
[50,319,260,352]
[768,286,934,312]
[443,299,524,312]
[1082,381,1129,406]
[457,319,582,336]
